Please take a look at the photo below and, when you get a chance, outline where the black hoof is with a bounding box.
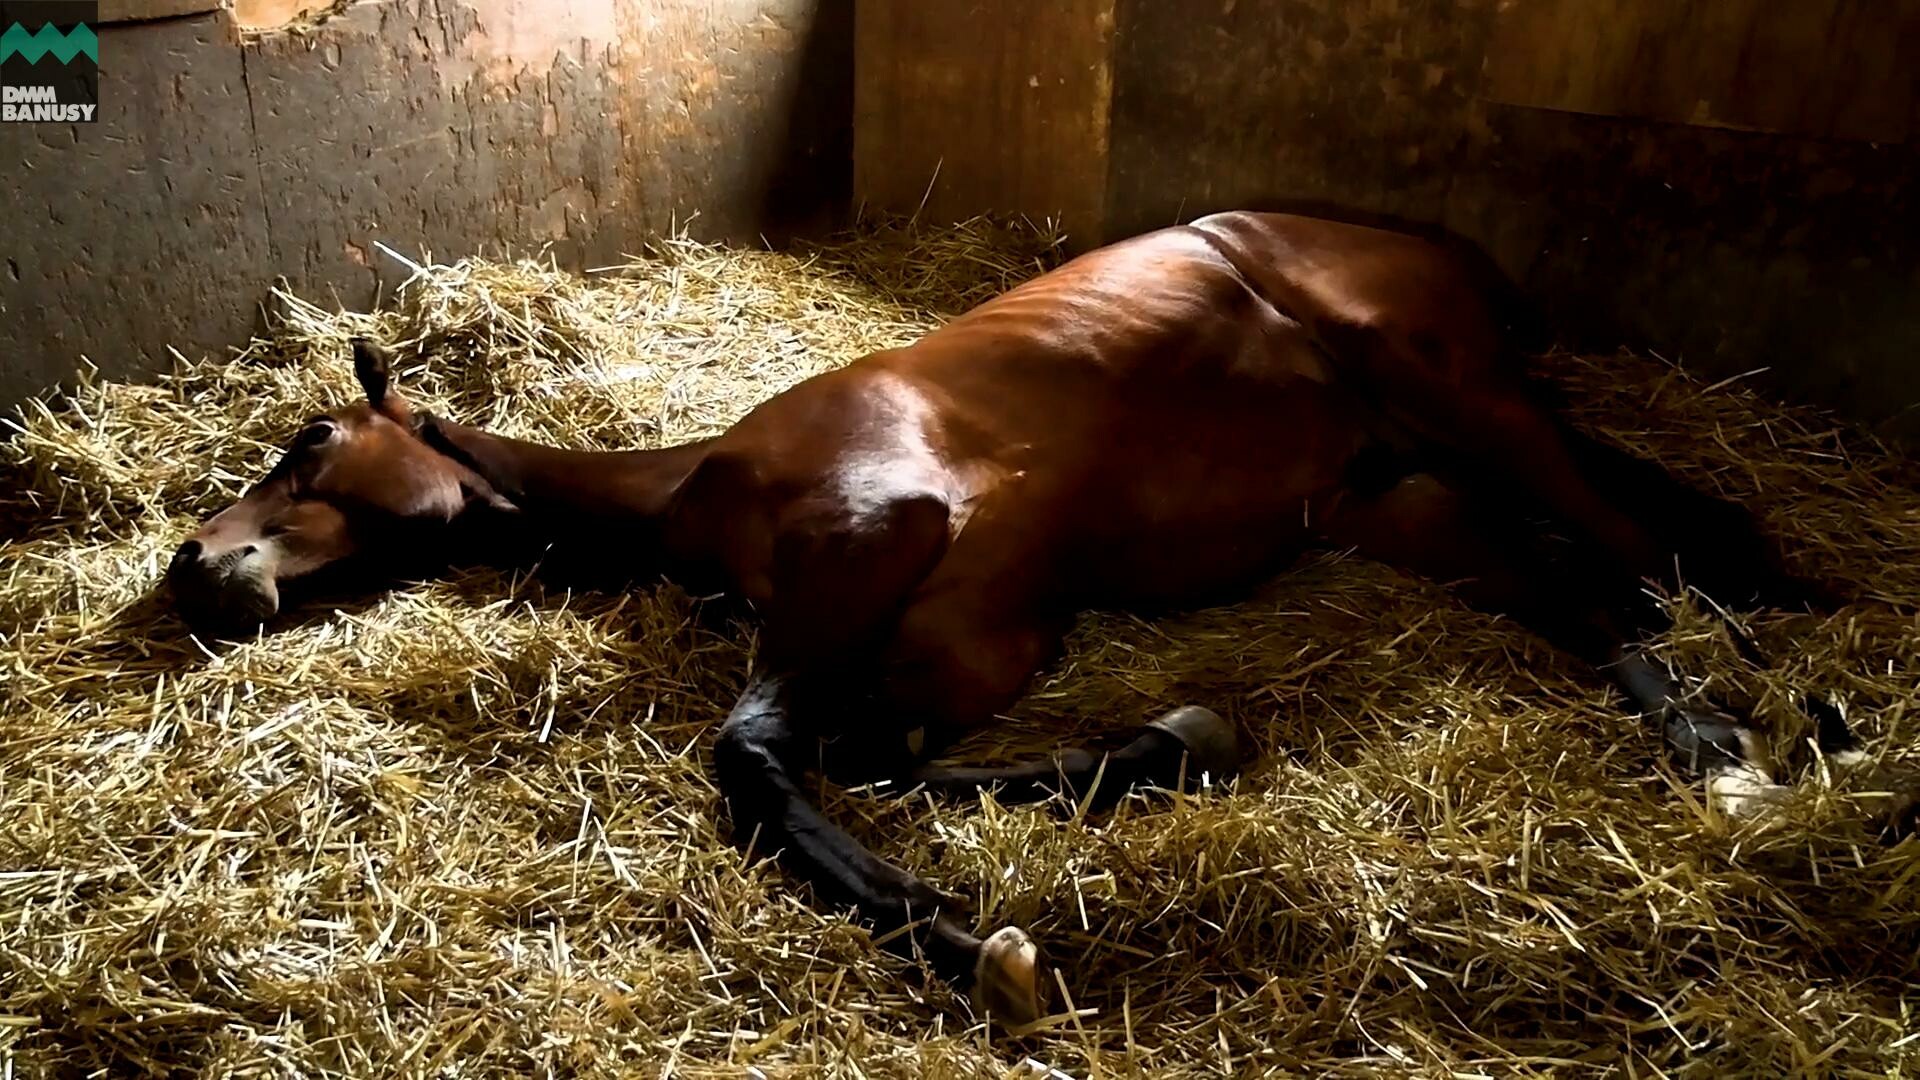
[1146,705,1239,781]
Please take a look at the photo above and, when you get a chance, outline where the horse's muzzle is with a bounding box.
[168,538,280,635]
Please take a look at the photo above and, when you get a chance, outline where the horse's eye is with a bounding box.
[295,420,337,448]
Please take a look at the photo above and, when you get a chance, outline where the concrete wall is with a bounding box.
[857,0,1920,441]
[0,0,852,409]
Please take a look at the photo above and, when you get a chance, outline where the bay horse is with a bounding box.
[170,211,1875,1025]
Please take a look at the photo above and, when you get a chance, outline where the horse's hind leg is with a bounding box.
[1331,316,1668,580]
[1348,467,1913,838]
[1388,354,1833,614]
[1322,470,1796,818]
[1555,426,1840,612]
[1444,386,1670,580]
[1802,698,1920,842]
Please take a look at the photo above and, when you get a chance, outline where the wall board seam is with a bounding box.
[235,41,281,298]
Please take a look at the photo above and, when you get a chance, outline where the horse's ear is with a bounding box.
[461,477,520,515]
[351,338,395,408]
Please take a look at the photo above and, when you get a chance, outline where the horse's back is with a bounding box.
[866,223,1379,604]
[1188,211,1531,389]
[693,211,1529,611]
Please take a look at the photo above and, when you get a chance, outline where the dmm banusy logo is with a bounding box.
[0,0,98,123]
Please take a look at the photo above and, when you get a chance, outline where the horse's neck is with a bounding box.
[433,419,713,560]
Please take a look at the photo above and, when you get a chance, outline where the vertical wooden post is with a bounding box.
[853,0,1117,248]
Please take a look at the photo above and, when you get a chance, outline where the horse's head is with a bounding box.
[169,340,516,636]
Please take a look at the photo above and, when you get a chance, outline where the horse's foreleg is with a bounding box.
[857,556,1240,810]
[717,488,1053,1024]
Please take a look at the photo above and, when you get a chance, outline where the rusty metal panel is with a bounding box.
[1482,0,1919,143]
[1099,0,1920,440]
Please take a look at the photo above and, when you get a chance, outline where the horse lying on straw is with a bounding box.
[169,211,1910,1024]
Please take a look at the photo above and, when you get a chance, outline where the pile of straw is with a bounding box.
[3,220,1917,1077]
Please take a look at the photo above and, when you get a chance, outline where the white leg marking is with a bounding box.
[1828,748,1869,770]
[1708,762,1792,821]
[1733,726,1775,776]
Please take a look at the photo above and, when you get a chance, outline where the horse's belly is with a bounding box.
[1081,517,1315,606]
[1039,385,1363,608]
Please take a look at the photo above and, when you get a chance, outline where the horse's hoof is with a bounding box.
[972,925,1045,1026]
[1147,705,1239,781]
[1708,763,1792,823]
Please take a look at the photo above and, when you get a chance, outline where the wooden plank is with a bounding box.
[1723,0,1918,144]
[853,0,1116,246]
[1483,0,1918,143]
[1105,0,1491,239]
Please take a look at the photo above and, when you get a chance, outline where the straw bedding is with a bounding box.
[3,220,1918,1078]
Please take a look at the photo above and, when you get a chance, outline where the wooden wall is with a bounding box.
[0,0,852,410]
[857,0,1920,441]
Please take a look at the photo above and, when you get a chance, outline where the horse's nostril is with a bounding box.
[240,544,258,558]
[172,540,204,568]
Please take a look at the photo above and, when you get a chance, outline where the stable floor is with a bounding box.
[3,223,1918,1077]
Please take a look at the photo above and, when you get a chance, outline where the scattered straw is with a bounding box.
[3,219,1918,1077]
